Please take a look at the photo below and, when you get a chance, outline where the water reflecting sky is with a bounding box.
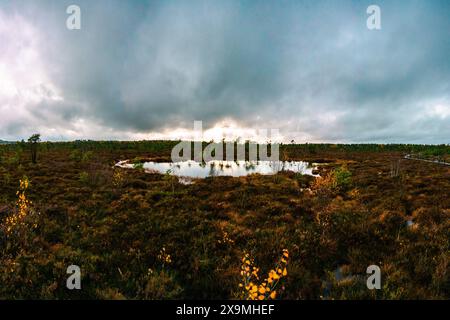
[117,160,318,178]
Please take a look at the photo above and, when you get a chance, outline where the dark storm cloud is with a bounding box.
[0,0,449,142]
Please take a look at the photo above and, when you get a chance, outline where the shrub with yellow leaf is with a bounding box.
[112,170,125,187]
[311,166,352,195]
[239,249,289,300]
[4,177,36,235]
[217,229,234,245]
[157,247,172,267]
[311,171,336,194]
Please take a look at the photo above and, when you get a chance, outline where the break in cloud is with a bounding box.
[0,0,449,143]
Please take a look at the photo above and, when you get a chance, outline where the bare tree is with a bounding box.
[390,159,401,178]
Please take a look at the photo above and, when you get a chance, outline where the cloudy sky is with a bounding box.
[0,0,449,143]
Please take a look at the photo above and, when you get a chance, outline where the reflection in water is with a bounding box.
[117,160,318,179]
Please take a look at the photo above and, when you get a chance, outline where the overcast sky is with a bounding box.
[0,0,449,143]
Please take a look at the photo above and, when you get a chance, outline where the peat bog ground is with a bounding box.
[0,142,448,299]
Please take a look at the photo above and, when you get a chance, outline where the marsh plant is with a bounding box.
[390,159,401,178]
[131,158,144,170]
[333,165,352,191]
[217,229,235,246]
[2,173,11,186]
[4,177,32,235]
[0,141,448,300]
[163,169,177,194]
[70,149,94,163]
[157,247,172,268]
[312,165,352,195]
[2,177,39,250]
[5,150,22,166]
[78,171,89,184]
[112,170,125,188]
[239,249,289,300]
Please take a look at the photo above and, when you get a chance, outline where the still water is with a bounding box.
[116,160,318,179]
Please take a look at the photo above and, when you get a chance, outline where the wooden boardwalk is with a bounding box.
[404,154,450,166]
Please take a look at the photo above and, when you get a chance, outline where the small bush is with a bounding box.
[312,165,352,195]
[78,171,89,184]
[69,150,82,162]
[139,270,183,299]
[70,150,94,163]
[133,162,144,170]
[81,151,94,162]
[333,166,352,191]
